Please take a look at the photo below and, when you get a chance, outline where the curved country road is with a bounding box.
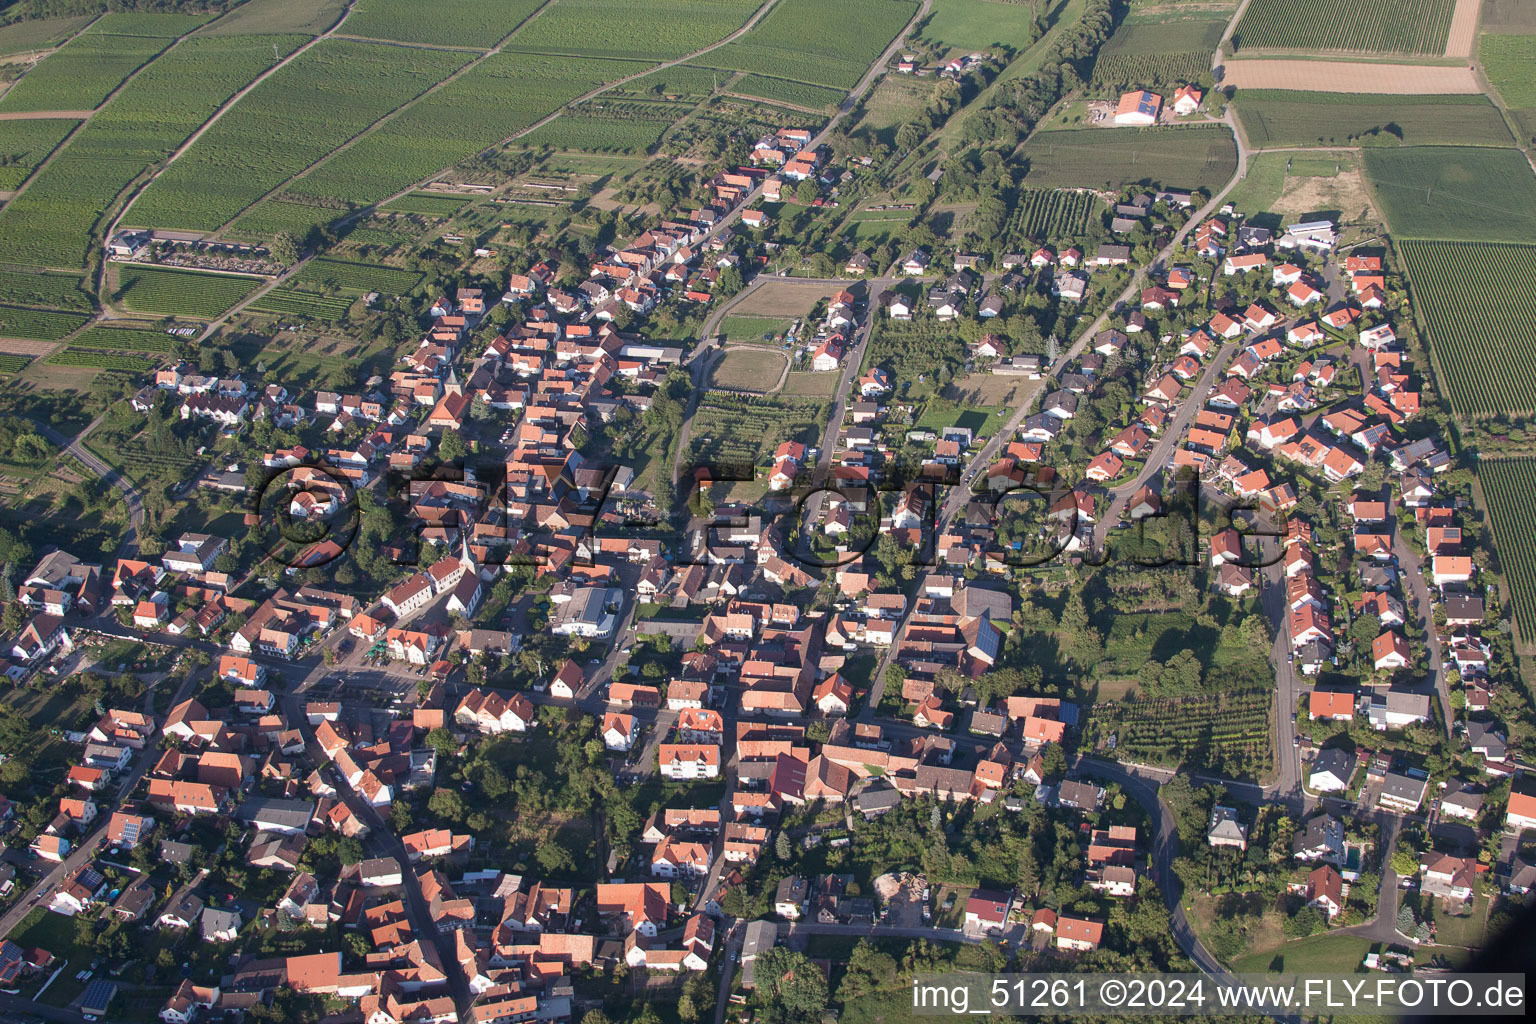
[31,413,144,553]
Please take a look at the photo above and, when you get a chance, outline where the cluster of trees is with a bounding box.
[0,420,52,465]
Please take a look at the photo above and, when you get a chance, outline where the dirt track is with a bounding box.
[1222,59,1481,93]
[1445,0,1479,58]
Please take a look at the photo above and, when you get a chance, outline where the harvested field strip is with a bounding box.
[1221,60,1480,93]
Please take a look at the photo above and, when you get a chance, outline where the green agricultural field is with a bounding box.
[202,0,348,36]
[258,54,642,224]
[0,304,88,341]
[0,117,79,189]
[0,33,311,270]
[0,30,168,112]
[45,348,156,371]
[612,65,719,98]
[702,0,919,89]
[503,0,759,60]
[1480,33,1536,109]
[0,14,93,56]
[917,0,1043,51]
[1480,459,1536,645]
[1232,0,1454,55]
[343,0,542,47]
[380,193,472,216]
[1007,188,1097,245]
[67,325,178,353]
[1020,125,1237,190]
[125,40,472,232]
[688,393,828,469]
[1083,689,1273,777]
[1397,240,1536,419]
[1364,146,1536,242]
[247,289,353,320]
[0,269,92,310]
[286,259,423,295]
[114,266,261,319]
[1235,91,1513,148]
[729,74,845,111]
[0,353,34,374]
[520,113,673,154]
[1091,15,1224,93]
[90,12,216,37]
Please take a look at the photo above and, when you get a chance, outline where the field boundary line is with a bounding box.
[0,14,200,211]
[0,109,93,120]
[251,0,787,245]
[109,0,366,244]
[187,0,575,237]
[719,90,829,115]
[327,34,496,53]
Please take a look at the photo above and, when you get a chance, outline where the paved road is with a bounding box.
[1089,341,1240,551]
[1074,756,1234,979]
[855,105,1258,719]
[667,0,935,493]
[30,414,143,554]
[0,667,195,940]
[1392,524,1453,736]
